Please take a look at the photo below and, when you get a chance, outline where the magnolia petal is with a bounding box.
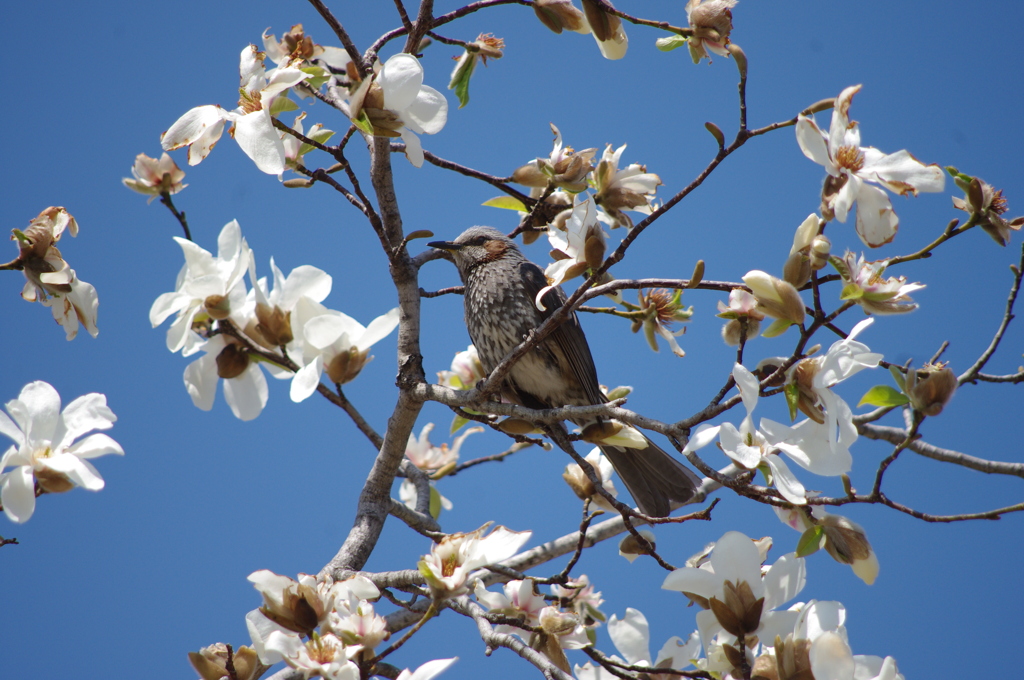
[718,423,760,469]
[1,465,37,523]
[709,531,765,598]
[359,307,401,349]
[224,364,269,421]
[683,423,720,453]
[0,410,24,447]
[762,552,806,611]
[58,393,115,445]
[15,381,62,443]
[161,105,229,153]
[399,657,458,680]
[809,631,856,680]
[863,149,945,195]
[66,433,124,460]
[657,632,700,669]
[472,526,532,567]
[732,363,760,417]
[608,608,652,666]
[854,182,898,248]
[852,550,880,585]
[305,313,362,350]
[764,455,806,505]
[380,54,425,112]
[661,565,719,598]
[234,110,287,175]
[261,67,310,100]
[404,85,448,135]
[290,358,323,402]
[399,127,425,168]
[796,116,831,169]
[833,172,860,224]
[47,454,105,491]
[279,265,332,308]
[829,85,862,152]
[184,353,219,411]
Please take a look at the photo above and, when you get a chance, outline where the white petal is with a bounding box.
[399,127,424,168]
[290,358,323,402]
[224,364,269,421]
[683,423,720,453]
[863,149,945,195]
[184,353,220,411]
[358,307,401,349]
[764,456,806,504]
[718,423,760,469]
[305,314,361,350]
[732,363,760,417]
[796,116,831,169]
[608,608,651,665]
[709,531,764,598]
[47,454,105,490]
[280,265,332,308]
[15,381,62,444]
[403,85,448,135]
[661,566,719,598]
[380,54,425,112]
[1,466,37,522]
[261,67,309,100]
[233,110,287,175]
[854,182,898,247]
[401,658,458,680]
[66,433,123,460]
[0,410,23,447]
[57,393,115,446]
[810,631,856,680]
[833,172,860,223]
[762,552,806,611]
[161,105,230,152]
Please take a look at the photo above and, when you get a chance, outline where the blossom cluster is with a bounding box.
[150,220,399,421]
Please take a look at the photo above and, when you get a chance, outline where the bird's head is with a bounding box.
[428,226,520,277]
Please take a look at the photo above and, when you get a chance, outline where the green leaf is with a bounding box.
[796,526,826,557]
[784,383,800,422]
[448,53,476,109]
[270,96,299,116]
[889,365,907,391]
[428,486,443,519]
[655,35,688,52]
[482,196,528,212]
[351,110,374,136]
[450,413,470,434]
[762,318,794,338]
[858,385,910,408]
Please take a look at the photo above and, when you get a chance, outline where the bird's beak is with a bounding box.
[427,240,462,251]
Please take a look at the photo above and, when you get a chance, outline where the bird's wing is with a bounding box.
[516,260,606,406]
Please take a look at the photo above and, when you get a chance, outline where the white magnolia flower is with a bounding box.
[437,344,486,390]
[418,524,531,596]
[607,608,700,677]
[161,45,310,175]
[537,196,606,310]
[685,0,737,64]
[796,85,945,247]
[662,531,806,650]
[350,53,448,168]
[281,111,335,171]
[512,123,596,193]
[122,152,187,200]
[290,300,400,400]
[263,631,359,680]
[562,447,619,510]
[150,219,252,356]
[775,506,880,585]
[836,251,925,315]
[592,144,661,229]
[183,334,269,421]
[474,578,548,637]
[551,574,604,626]
[262,24,351,72]
[12,206,99,340]
[0,381,123,523]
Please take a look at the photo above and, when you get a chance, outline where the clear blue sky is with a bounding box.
[2,1,1023,678]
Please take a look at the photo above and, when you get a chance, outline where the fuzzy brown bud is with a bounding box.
[326,347,370,385]
[189,644,260,680]
[203,294,232,320]
[215,343,251,379]
[533,0,587,34]
[905,362,957,416]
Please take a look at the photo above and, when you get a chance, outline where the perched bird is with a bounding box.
[429,226,701,517]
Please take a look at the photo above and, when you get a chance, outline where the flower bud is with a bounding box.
[782,250,811,288]
[820,514,879,585]
[539,607,579,636]
[905,362,957,416]
[743,271,806,326]
[254,302,294,347]
[216,343,250,379]
[721,317,761,346]
[326,347,370,385]
[562,463,597,500]
[189,644,260,680]
[809,234,831,270]
[618,529,656,562]
[204,294,232,320]
[709,579,764,638]
[533,0,588,34]
[497,418,540,435]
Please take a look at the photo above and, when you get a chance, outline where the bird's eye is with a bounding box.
[470,235,488,246]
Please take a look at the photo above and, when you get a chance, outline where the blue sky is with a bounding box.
[2,1,1023,678]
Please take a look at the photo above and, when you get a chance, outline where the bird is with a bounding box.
[428,226,701,517]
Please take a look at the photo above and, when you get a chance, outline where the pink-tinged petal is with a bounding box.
[796,116,831,169]
[403,85,448,135]
[13,381,62,443]
[828,85,862,153]
[290,359,323,402]
[399,127,424,168]
[661,565,719,598]
[223,364,268,421]
[47,454,104,490]
[764,455,806,505]
[358,308,401,349]
[66,433,123,460]
[161,105,229,153]
[809,631,856,680]
[608,608,651,665]
[833,172,860,223]
[863,149,945,195]
[279,265,332,308]
[233,110,286,175]
[1,466,37,523]
[184,353,219,411]
[379,54,425,112]
[854,182,898,247]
